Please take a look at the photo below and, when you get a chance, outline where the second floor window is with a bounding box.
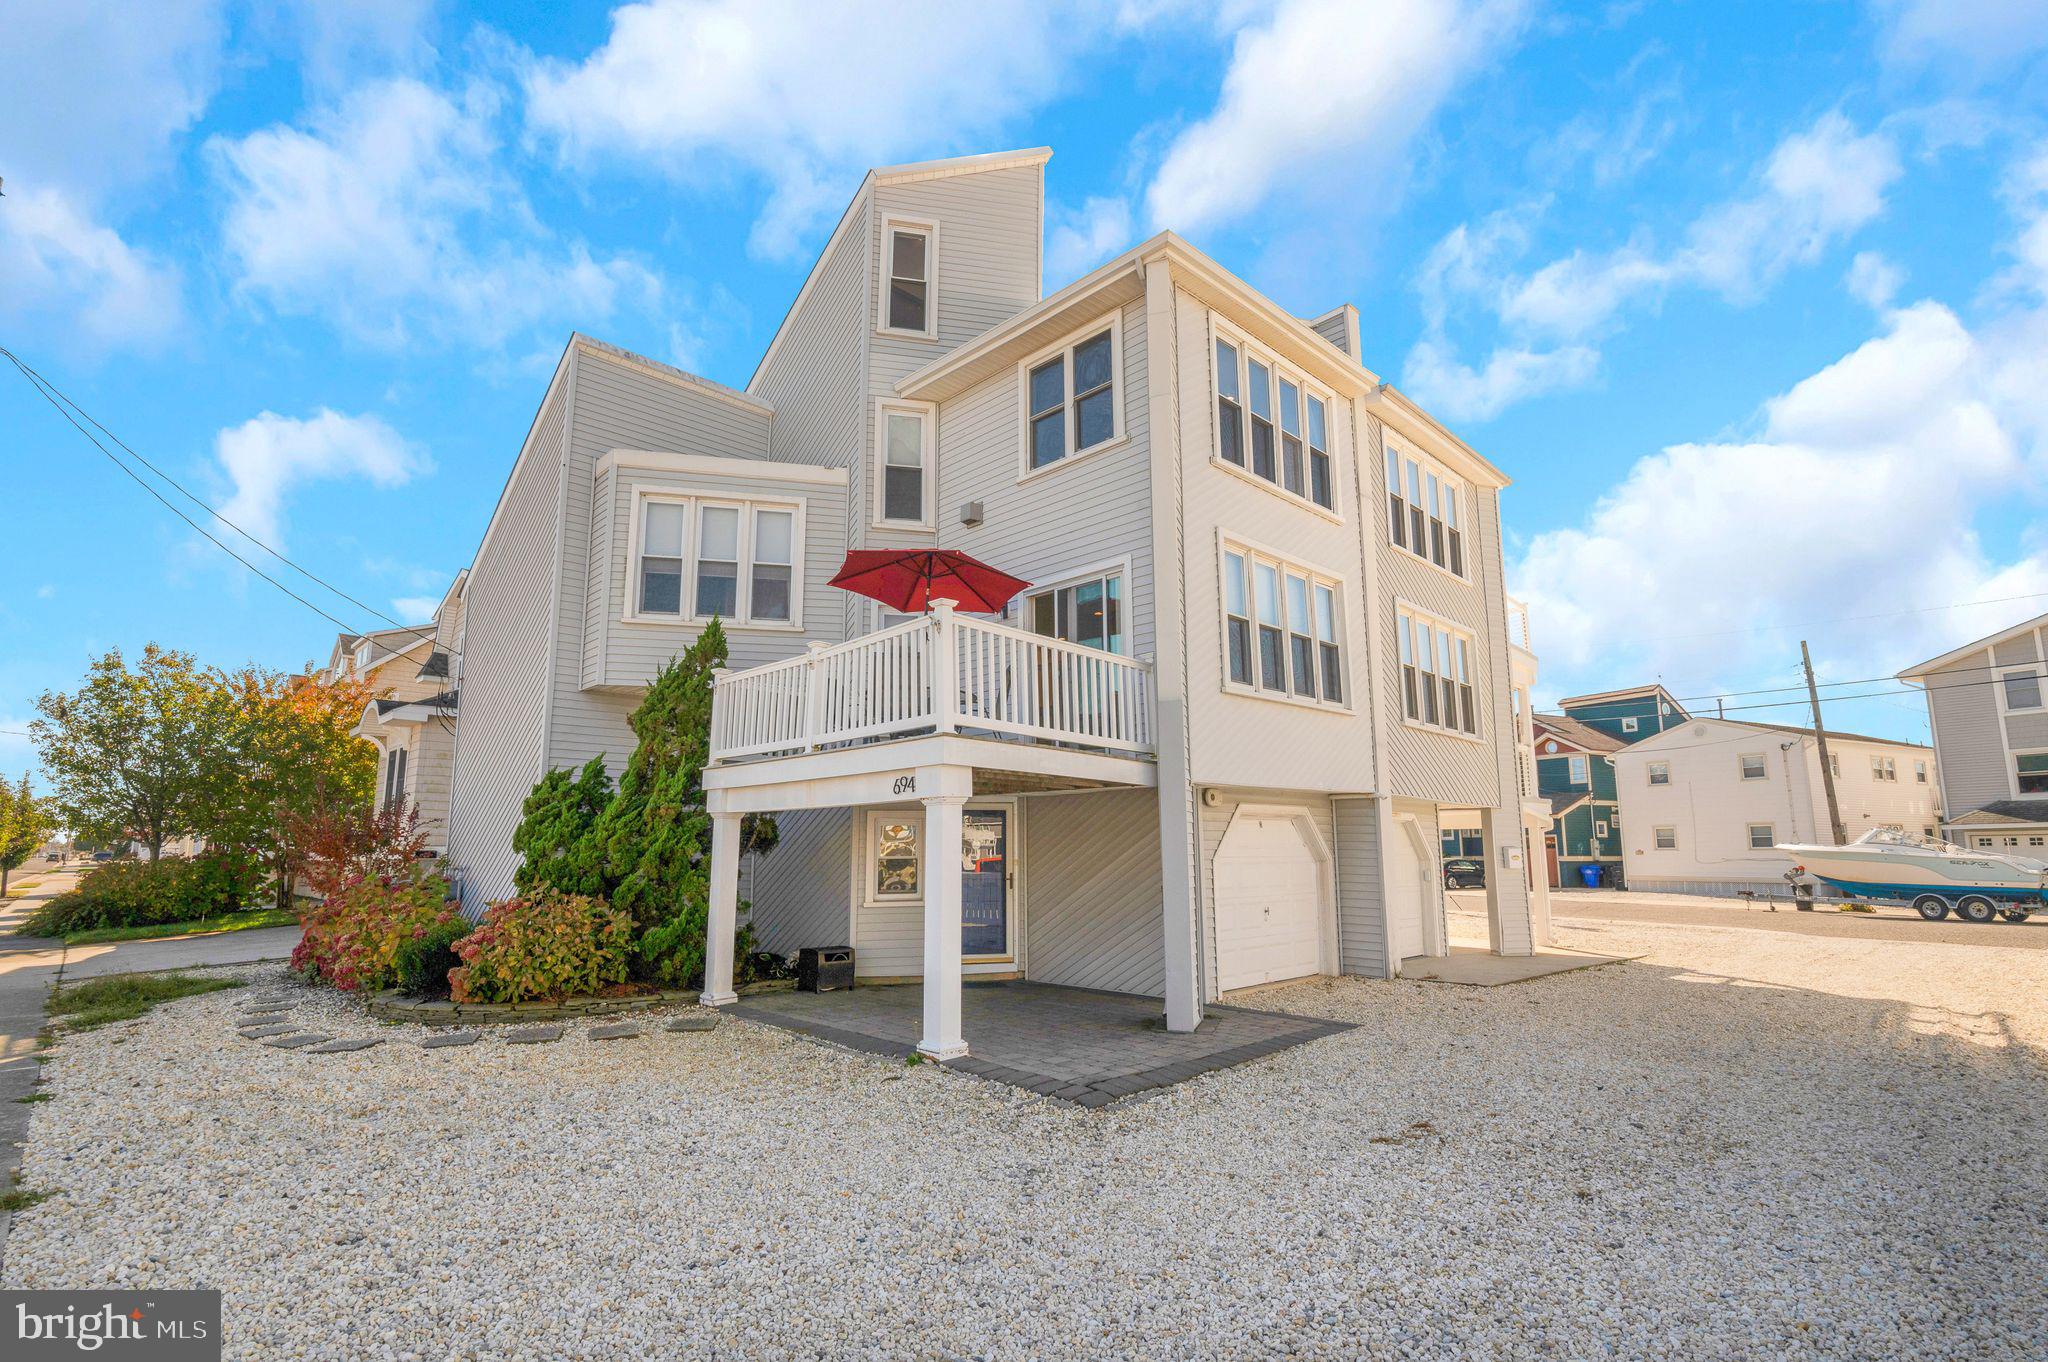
[1212,328,1336,512]
[1871,755,1897,782]
[885,224,932,335]
[1024,322,1120,472]
[1915,759,1929,783]
[1647,761,1669,785]
[1222,545,1345,704]
[1397,606,1477,735]
[1385,443,1466,577]
[876,403,932,527]
[1740,753,1767,780]
[1567,755,1589,785]
[632,491,803,628]
[1026,570,1123,653]
[2018,753,2048,794]
[2003,667,2043,710]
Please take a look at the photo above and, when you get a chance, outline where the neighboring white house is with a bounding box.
[442,147,1541,1060]
[1898,608,2048,853]
[1611,717,1939,896]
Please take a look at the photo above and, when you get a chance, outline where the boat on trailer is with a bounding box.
[1778,827,2048,923]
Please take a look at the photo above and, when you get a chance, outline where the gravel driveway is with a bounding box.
[6,912,2044,1361]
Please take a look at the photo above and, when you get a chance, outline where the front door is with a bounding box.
[961,809,1009,958]
[1544,834,1560,888]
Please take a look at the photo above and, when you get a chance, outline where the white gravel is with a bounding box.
[6,916,2046,1361]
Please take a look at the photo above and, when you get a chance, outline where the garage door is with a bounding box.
[1387,820,1429,964]
[1214,812,1323,992]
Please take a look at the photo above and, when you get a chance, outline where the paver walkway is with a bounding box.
[0,869,301,1272]
[733,980,1352,1108]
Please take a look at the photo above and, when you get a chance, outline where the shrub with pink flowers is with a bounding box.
[292,869,460,993]
[448,889,633,1004]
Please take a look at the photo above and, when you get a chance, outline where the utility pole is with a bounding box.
[1803,640,1847,845]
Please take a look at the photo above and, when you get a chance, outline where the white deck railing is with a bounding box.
[711,600,1155,762]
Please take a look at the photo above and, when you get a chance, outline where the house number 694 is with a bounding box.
[891,775,917,795]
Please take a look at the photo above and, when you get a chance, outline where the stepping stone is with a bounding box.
[240,1005,291,1016]
[420,1030,480,1049]
[307,1038,382,1054]
[251,995,297,1005]
[265,1033,332,1049]
[587,1023,644,1041]
[505,1026,563,1045]
[240,1024,298,1038]
[666,1015,720,1033]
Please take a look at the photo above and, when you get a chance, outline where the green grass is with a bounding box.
[16,1093,50,1104]
[61,907,299,946]
[47,972,246,1030]
[0,1187,55,1212]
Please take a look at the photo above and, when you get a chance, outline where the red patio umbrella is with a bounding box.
[827,549,1031,615]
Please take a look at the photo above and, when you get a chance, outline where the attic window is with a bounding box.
[883,223,934,336]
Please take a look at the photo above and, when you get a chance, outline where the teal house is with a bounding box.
[1535,685,1689,888]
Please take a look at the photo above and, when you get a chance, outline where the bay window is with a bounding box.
[1211,321,1337,512]
[628,488,806,628]
[1396,605,1480,735]
[1021,318,1122,474]
[1222,543,1348,705]
[1385,440,1468,579]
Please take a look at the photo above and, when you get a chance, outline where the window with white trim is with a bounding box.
[1871,754,1897,782]
[875,402,933,527]
[1396,606,1478,734]
[1211,326,1336,511]
[883,223,933,336]
[1647,761,1669,785]
[629,489,804,627]
[1567,755,1590,785]
[868,812,921,901]
[1747,822,1775,849]
[1221,544,1345,704]
[1026,569,1124,653]
[2002,667,2042,710]
[1739,753,1767,780]
[1914,759,1928,783]
[1654,825,1677,849]
[2019,753,2048,794]
[1594,819,1609,838]
[1384,441,1466,577]
[1622,715,1640,733]
[1024,319,1120,473]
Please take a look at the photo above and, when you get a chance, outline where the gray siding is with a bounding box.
[444,375,568,910]
[1332,796,1385,977]
[1928,647,2013,815]
[1023,789,1165,996]
[748,807,854,957]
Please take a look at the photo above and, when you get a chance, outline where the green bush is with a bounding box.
[449,889,633,1003]
[394,919,470,998]
[292,870,459,993]
[17,850,262,936]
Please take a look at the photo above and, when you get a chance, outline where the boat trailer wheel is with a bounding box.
[2000,907,2032,924]
[1912,895,1950,922]
[1955,895,1999,925]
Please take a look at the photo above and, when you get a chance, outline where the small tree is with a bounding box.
[0,775,55,895]
[511,757,614,898]
[31,645,224,859]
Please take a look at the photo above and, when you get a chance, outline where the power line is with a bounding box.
[1628,590,2048,645]
[1665,653,2044,706]
[0,346,441,650]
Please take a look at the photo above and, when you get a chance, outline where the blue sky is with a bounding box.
[5,0,2048,774]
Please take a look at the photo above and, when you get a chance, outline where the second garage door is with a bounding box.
[1214,811,1324,992]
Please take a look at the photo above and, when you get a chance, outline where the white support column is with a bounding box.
[917,792,969,1060]
[701,810,742,1006]
[1481,805,1534,957]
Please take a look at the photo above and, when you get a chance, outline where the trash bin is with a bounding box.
[1578,863,1602,889]
[797,946,854,993]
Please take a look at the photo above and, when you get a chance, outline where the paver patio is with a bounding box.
[732,979,1352,1106]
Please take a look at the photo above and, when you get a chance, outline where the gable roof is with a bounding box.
[1897,607,2048,680]
[1532,713,1625,755]
[1555,683,1690,716]
[1613,714,1931,753]
[1548,791,1591,817]
[1948,799,2048,827]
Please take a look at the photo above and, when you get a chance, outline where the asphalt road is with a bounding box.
[1451,887,2048,950]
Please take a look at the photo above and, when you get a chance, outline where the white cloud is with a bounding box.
[391,595,442,624]
[1145,0,1528,233]
[1872,0,2048,78]
[0,186,182,348]
[522,0,1093,259]
[1406,113,1903,421]
[1046,196,1135,282]
[213,409,428,550]
[212,77,660,348]
[1846,250,1904,309]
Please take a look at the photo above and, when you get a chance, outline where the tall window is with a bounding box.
[1211,325,1336,511]
[1216,339,1244,467]
[1222,545,1346,704]
[1023,323,1119,472]
[1914,760,1928,783]
[1026,570,1123,653]
[872,816,920,898]
[1385,442,1468,578]
[1567,755,1589,786]
[630,490,805,627]
[1396,606,1479,735]
[884,225,932,335]
[876,404,931,527]
[381,747,408,812]
[638,500,686,614]
[2003,668,2043,710]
